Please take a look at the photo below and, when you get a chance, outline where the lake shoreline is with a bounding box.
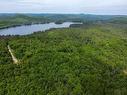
[0,22,51,30]
[0,27,69,39]
[0,22,82,36]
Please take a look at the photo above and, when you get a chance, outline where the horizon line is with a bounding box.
[0,12,127,16]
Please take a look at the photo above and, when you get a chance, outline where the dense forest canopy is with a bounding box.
[0,14,127,95]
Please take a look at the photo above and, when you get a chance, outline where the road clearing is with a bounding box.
[8,45,18,64]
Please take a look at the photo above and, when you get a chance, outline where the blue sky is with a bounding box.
[0,0,127,15]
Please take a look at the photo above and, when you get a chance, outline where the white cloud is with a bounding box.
[0,0,126,15]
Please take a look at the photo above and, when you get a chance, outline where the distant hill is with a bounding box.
[0,13,127,28]
[109,17,127,24]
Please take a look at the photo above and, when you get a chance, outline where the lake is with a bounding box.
[0,22,80,36]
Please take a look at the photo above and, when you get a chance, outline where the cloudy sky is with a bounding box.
[0,0,127,15]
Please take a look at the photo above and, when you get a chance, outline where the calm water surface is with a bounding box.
[0,22,78,36]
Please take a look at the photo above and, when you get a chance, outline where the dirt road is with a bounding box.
[8,45,18,64]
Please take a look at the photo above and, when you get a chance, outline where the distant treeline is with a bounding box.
[0,14,127,29]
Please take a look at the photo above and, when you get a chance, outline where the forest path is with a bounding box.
[8,45,19,64]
